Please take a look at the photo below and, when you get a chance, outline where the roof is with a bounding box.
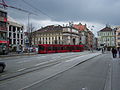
[73,24,87,31]
[37,25,63,32]
[100,26,113,32]
[8,16,20,24]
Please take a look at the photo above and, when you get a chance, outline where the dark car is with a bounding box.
[0,62,6,73]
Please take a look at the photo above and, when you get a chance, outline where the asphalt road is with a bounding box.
[25,53,111,90]
[0,52,101,90]
[0,51,91,77]
[0,52,120,90]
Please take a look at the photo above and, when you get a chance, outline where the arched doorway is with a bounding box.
[73,38,75,45]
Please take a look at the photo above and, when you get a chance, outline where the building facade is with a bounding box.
[115,27,120,49]
[7,17,24,52]
[32,25,80,45]
[73,23,94,50]
[0,8,8,54]
[87,30,94,48]
[97,26,116,50]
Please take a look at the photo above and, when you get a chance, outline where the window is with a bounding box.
[13,33,16,38]
[9,26,12,31]
[0,32,7,40]
[9,39,12,44]
[17,34,19,38]
[38,45,44,51]
[21,40,23,44]
[118,33,120,35]
[21,34,23,39]
[118,37,120,40]
[0,22,7,27]
[13,27,16,32]
[9,33,11,37]
[13,39,16,44]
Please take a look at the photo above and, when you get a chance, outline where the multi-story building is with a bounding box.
[97,26,116,50]
[93,37,98,50]
[0,8,8,54]
[115,27,120,49]
[32,25,80,45]
[87,30,94,48]
[73,23,94,50]
[7,16,24,52]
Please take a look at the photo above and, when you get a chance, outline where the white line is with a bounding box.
[17,61,28,64]
[34,61,49,66]
[65,59,74,62]
[1,74,7,77]
[17,68,26,72]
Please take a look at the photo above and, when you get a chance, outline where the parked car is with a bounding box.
[0,62,6,73]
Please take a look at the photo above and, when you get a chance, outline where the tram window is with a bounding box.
[67,47,70,50]
[53,47,57,50]
[61,47,63,50]
[63,47,65,50]
[39,46,44,50]
[58,47,61,50]
[48,46,52,51]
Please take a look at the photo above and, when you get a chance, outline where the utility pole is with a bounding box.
[69,21,73,45]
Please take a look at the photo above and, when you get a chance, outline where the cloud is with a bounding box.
[6,0,120,37]
[6,0,120,26]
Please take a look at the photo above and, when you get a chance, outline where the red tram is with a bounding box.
[38,44,84,54]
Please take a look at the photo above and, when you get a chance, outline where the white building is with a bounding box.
[7,16,24,51]
[32,25,80,45]
[97,26,116,50]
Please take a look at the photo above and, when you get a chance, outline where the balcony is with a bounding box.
[0,27,7,31]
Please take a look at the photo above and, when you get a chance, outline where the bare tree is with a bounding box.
[27,23,35,47]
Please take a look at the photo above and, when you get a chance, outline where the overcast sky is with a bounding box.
[3,0,120,35]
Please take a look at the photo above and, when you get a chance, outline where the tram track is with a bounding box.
[0,52,92,81]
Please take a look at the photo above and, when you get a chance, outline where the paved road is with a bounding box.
[0,51,92,79]
[25,53,111,90]
[1,52,120,90]
[0,52,101,90]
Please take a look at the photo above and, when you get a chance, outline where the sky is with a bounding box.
[2,0,120,36]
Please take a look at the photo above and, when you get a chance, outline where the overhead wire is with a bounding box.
[22,0,52,19]
[0,0,38,15]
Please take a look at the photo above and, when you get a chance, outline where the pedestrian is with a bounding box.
[118,48,120,58]
[111,48,117,58]
[102,48,104,54]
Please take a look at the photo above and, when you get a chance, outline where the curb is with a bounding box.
[0,53,37,59]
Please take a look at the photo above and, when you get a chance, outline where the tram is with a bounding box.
[38,44,84,54]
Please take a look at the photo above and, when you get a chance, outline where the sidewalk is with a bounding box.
[111,57,120,90]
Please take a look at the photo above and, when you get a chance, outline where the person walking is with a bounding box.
[118,48,120,58]
[111,48,117,58]
[102,48,104,54]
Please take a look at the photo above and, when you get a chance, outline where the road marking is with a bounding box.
[17,60,29,64]
[1,74,7,77]
[17,68,26,72]
[34,61,50,66]
[82,87,87,90]
[65,59,74,62]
